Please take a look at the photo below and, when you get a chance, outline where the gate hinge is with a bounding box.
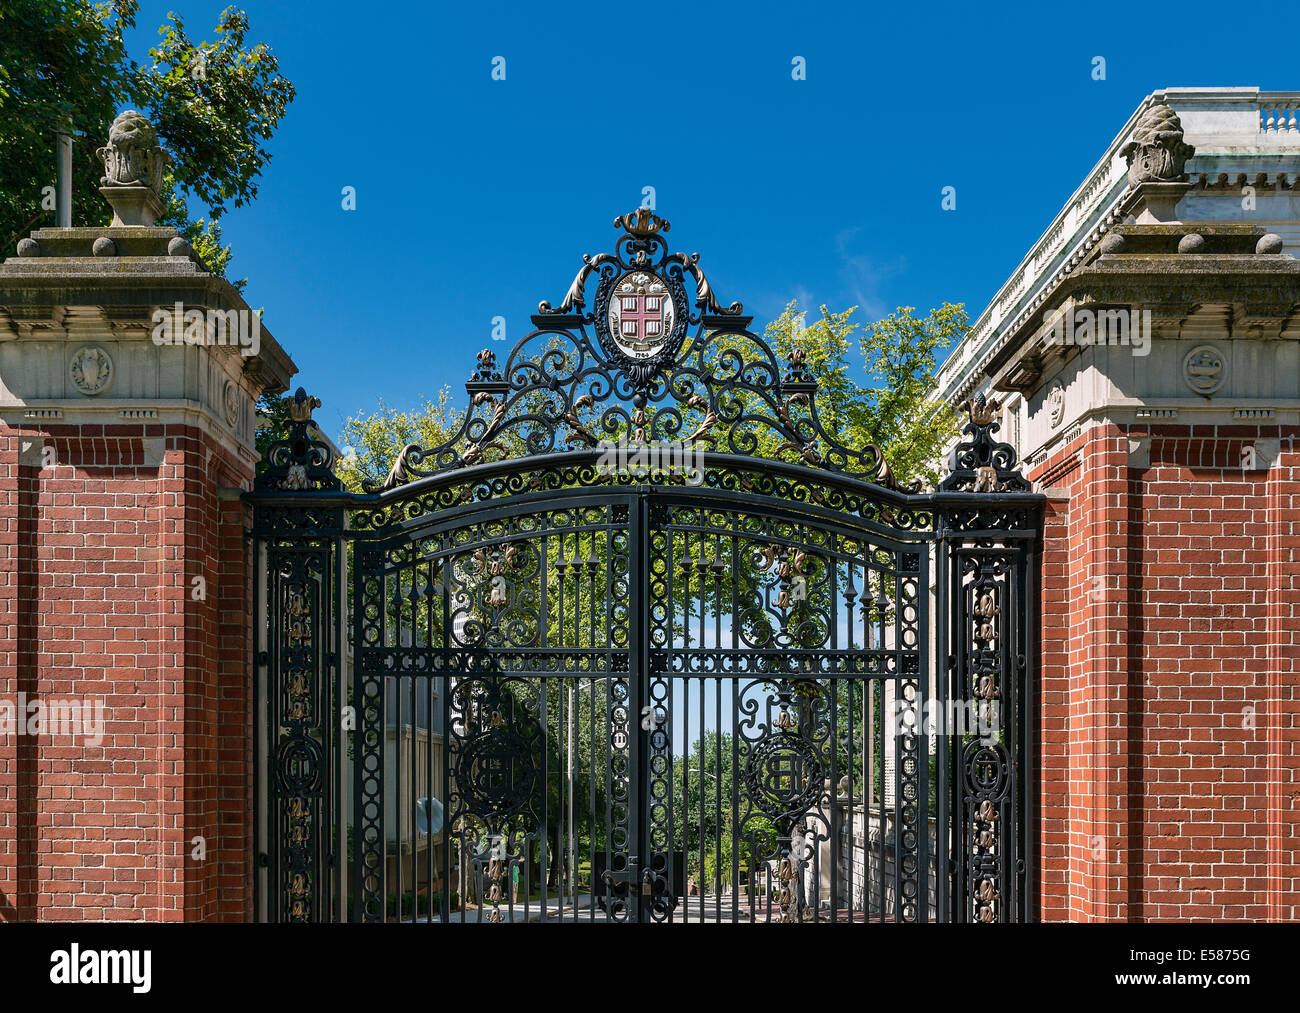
[258,852,270,868]
[256,650,270,667]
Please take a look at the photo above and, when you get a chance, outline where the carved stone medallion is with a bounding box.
[1047,381,1065,428]
[1182,344,1225,396]
[70,346,113,396]
[223,379,240,428]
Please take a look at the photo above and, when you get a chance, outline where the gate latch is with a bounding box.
[602,855,641,892]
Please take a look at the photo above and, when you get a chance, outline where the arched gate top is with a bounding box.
[254,211,1033,507]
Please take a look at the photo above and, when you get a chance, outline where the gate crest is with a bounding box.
[362,211,912,493]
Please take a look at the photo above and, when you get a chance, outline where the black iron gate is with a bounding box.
[247,210,1043,923]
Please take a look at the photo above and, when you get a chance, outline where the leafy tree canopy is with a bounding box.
[0,1,294,290]
[761,300,965,489]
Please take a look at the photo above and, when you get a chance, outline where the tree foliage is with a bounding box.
[761,300,965,489]
[0,1,294,288]
[334,392,462,494]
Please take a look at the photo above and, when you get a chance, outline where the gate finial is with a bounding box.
[614,208,671,236]
[255,386,340,492]
[287,387,321,423]
[938,394,1031,493]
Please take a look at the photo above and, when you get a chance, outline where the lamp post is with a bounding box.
[567,681,596,909]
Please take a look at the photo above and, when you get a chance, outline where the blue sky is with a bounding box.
[128,1,1286,444]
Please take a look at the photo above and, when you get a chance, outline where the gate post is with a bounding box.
[248,390,346,922]
[0,137,296,920]
[936,395,1043,923]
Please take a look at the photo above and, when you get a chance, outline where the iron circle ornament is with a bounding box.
[275,734,324,795]
[744,731,824,821]
[458,725,539,821]
[963,741,1010,800]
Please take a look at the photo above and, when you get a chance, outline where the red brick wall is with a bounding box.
[0,421,253,921]
[1031,422,1300,921]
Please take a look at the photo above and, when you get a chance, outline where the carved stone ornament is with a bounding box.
[70,346,113,396]
[97,110,168,190]
[1119,102,1196,186]
[1182,344,1225,396]
[96,110,171,226]
[1047,382,1065,428]
[223,379,240,428]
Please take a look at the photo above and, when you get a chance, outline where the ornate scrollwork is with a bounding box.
[739,682,829,823]
[364,211,915,492]
[938,393,1031,494]
[257,387,340,493]
[955,550,1018,924]
[270,546,336,922]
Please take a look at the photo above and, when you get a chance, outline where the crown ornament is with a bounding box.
[614,208,671,237]
[287,387,321,423]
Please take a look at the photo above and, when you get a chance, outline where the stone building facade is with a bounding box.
[937,87,1300,920]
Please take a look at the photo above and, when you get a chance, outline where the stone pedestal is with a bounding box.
[1122,180,1195,224]
[99,185,166,228]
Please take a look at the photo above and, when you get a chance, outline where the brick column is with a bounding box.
[1033,419,1300,921]
[1036,491,1071,921]
[0,225,295,921]
[1264,435,1300,920]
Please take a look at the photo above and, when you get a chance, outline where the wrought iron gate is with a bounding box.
[247,210,1043,923]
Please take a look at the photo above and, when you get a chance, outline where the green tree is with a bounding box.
[0,2,294,288]
[335,392,461,494]
[762,300,965,490]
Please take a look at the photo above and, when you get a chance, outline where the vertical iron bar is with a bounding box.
[253,538,269,921]
[629,493,649,922]
[918,541,931,923]
[936,525,950,923]
[540,676,549,922]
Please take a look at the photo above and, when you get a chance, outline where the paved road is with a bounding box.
[418,895,871,923]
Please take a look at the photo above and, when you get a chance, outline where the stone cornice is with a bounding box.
[0,226,296,396]
[0,398,261,469]
[983,226,1300,397]
[937,87,1300,405]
